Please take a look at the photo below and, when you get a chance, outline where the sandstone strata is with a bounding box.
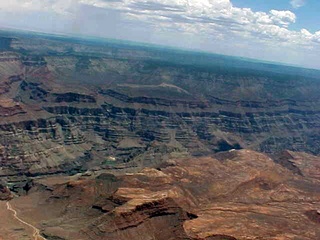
[6,150,320,240]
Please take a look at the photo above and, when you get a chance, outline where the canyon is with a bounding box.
[0,31,319,179]
[0,30,319,239]
[3,149,320,239]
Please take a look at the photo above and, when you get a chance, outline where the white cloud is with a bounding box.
[290,0,306,9]
[0,0,78,15]
[0,0,317,48]
[301,28,312,36]
[0,0,319,68]
[269,10,296,26]
[77,0,320,47]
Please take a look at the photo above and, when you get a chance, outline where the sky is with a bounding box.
[0,0,319,69]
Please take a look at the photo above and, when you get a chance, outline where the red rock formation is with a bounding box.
[6,149,320,240]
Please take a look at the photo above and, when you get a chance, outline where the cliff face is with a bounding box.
[0,180,12,200]
[0,32,320,177]
[8,150,320,240]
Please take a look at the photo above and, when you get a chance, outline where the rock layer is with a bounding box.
[6,149,320,240]
[0,30,319,178]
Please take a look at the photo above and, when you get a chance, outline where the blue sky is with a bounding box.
[233,0,320,32]
[0,0,319,69]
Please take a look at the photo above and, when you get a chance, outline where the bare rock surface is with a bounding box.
[3,150,319,240]
[0,31,320,179]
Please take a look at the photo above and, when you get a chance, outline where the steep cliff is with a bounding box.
[6,150,320,240]
[0,31,319,178]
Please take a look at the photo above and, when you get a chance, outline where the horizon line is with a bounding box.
[1,26,320,72]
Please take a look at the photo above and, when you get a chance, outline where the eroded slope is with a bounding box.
[0,32,320,179]
[4,150,320,240]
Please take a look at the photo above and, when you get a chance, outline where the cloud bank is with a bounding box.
[0,0,319,68]
[76,0,319,46]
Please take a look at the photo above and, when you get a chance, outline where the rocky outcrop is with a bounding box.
[6,149,320,240]
[0,31,319,178]
[0,101,25,117]
[84,196,194,240]
[274,150,320,179]
[54,92,96,103]
[2,88,320,178]
[0,179,12,200]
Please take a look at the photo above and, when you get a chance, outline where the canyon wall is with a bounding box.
[0,32,319,177]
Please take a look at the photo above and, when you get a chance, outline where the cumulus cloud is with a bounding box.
[0,0,319,68]
[269,10,296,26]
[0,0,317,46]
[290,0,306,9]
[75,0,319,47]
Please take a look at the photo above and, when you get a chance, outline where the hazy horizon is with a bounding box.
[0,0,319,69]
[3,26,320,73]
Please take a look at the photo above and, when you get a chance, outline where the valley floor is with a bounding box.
[0,201,33,240]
